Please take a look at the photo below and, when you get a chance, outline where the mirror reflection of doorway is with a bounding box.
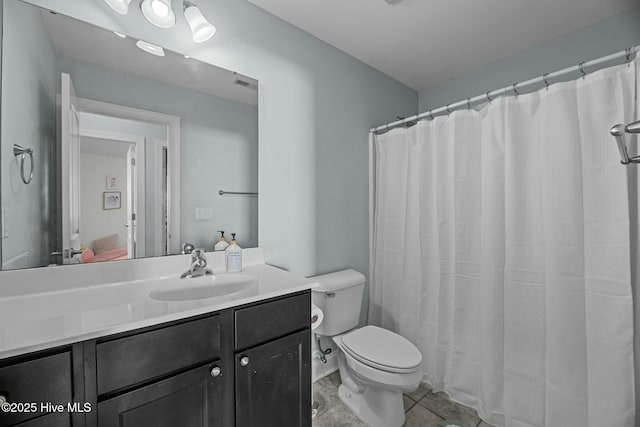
[59,72,177,264]
[76,112,169,263]
[79,129,144,262]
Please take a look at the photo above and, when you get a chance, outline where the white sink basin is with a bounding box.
[149,273,257,301]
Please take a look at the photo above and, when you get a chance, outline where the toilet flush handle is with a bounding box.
[325,292,335,298]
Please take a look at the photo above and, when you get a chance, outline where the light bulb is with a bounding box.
[104,0,131,15]
[184,4,216,43]
[151,0,169,17]
[140,0,176,28]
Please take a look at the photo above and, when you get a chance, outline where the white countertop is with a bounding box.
[0,249,316,359]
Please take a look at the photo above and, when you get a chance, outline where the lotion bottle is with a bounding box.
[225,233,242,273]
[214,231,229,251]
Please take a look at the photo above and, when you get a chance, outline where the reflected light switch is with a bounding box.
[195,207,212,220]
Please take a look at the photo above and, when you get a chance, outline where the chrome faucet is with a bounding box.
[180,249,214,279]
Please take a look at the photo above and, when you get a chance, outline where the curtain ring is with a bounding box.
[542,73,550,90]
[626,47,633,66]
[466,98,472,110]
[428,110,434,120]
[446,104,451,115]
[579,62,586,79]
[485,91,493,103]
[512,83,519,97]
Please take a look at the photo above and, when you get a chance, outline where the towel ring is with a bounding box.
[13,144,34,185]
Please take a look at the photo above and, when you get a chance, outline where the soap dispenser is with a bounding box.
[214,231,229,251]
[225,233,242,273]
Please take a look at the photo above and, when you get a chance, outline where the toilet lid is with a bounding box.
[341,326,422,371]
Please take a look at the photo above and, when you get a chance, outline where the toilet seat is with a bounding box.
[341,326,422,374]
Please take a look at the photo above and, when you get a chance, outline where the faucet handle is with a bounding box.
[192,249,206,259]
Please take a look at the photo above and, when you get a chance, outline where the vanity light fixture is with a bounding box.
[140,0,176,28]
[183,1,216,43]
[104,0,131,14]
[104,0,217,43]
[136,40,166,56]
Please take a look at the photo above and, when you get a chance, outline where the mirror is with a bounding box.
[0,0,258,270]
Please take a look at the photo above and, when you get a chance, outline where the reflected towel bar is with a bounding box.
[13,144,34,184]
[218,190,258,196]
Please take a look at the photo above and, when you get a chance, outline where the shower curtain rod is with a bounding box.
[370,45,638,134]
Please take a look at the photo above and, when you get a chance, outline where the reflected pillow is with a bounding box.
[81,249,95,263]
[93,234,118,255]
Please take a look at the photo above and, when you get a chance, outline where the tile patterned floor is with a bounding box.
[313,371,495,427]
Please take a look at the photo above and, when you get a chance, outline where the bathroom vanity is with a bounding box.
[0,250,314,427]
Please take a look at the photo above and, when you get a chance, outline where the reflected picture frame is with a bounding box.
[103,191,121,210]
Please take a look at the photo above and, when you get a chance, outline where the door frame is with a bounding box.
[79,128,146,258]
[75,97,181,254]
[153,138,168,256]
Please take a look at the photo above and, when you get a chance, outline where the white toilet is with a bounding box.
[311,270,423,427]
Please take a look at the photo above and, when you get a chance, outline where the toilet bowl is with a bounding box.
[333,325,422,427]
[311,270,424,427]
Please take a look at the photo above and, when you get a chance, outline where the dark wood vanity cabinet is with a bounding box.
[234,292,312,427]
[0,290,311,427]
[97,362,229,427]
[92,311,234,427]
[235,330,311,427]
[0,351,76,427]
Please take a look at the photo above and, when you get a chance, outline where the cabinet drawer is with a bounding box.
[0,352,72,427]
[96,314,224,395]
[235,292,310,350]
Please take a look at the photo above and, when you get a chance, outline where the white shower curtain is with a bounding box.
[370,60,637,427]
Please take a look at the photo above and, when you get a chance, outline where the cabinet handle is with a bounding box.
[210,366,221,377]
[240,356,250,366]
[0,395,6,405]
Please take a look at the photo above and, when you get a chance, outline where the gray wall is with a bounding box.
[418,6,640,111]
[57,57,259,253]
[79,151,128,250]
[1,1,57,269]
[23,0,418,281]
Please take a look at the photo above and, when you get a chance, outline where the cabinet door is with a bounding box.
[0,352,72,427]
[98,362,231,427]
[235,329,311,427]
[11,412,70,427]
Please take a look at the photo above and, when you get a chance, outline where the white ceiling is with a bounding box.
[248,0,638,91]
[41,10,258,106]
[81,136,130,158]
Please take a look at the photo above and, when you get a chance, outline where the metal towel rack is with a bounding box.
[13,144,34,184]
[611,120,640,165]
[218,190,258,196]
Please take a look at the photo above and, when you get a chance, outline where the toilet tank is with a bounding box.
[311,269,365,337]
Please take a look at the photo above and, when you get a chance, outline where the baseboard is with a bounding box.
[312,351,338,382]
